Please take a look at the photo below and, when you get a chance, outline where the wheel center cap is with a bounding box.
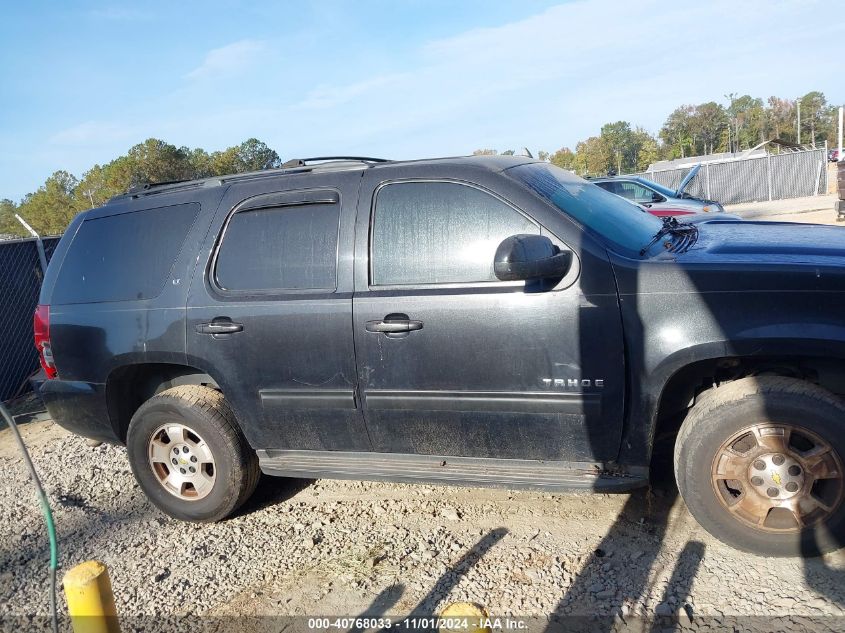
[171,444,196,475]
[748,452,804,500]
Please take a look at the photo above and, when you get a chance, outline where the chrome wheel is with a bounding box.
[147,422,216,500]
[711,423,844,532]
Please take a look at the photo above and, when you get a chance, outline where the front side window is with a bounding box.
[215,202,339,291]
[371,181,539,286]
[616,181,656,203]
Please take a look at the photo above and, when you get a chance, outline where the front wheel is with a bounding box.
[126,385,259,522]
[674,376,845,557]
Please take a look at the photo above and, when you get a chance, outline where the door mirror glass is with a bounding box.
[493,234,572,282]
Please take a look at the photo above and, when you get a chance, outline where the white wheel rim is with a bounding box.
[147,422,217,500]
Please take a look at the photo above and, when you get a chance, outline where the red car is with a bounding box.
[642,205,697,217]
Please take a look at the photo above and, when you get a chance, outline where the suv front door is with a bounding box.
[352,169,625,463]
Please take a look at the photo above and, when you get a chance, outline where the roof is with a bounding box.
[108,155,536,204]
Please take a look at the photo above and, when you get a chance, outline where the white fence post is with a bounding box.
[766,152,772,201]
[705,163,711,200]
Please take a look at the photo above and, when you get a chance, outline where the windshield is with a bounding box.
[507,163,662,255]
[635,177,676,198]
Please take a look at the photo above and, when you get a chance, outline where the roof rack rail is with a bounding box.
[126,178,193,194]
[281,156,389,168]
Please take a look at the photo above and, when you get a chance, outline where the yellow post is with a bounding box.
[439,602,491,633]
[63,560,121,633]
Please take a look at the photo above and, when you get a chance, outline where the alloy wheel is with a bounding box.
[147,423,217,500]
[711,422,844,532]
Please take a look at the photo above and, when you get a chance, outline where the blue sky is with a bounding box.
[1,0,843,201]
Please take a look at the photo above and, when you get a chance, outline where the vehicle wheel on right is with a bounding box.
[674,376,845,557]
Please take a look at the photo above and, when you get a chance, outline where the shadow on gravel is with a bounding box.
[0,495,156,601]
[235,474,315,518]
[544,442,684,633]
[648,540,704,632]
[406,528,508,619]
[350,583,406,633]
[335,528,507,633]
[801,532,845,607]
[0,393,48,430]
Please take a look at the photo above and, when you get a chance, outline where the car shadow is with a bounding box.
[545,475,681,631]
[235,474,315,518]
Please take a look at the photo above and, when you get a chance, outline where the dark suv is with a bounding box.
[36,156,845,556]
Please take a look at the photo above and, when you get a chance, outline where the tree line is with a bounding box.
[477,90,839,177]
[0,138,281,237]
[1,90,840,238]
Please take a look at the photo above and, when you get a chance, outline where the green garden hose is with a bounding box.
[1,402,59,633]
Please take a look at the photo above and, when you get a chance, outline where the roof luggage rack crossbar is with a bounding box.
[281,156,389,168]
[126,178,193,194]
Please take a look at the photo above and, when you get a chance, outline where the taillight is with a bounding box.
[34,304,57,379]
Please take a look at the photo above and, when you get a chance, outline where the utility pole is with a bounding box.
[797,99,801,145]
[838,105,843,161]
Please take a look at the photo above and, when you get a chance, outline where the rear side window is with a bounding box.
[371,181,538,286]
[594,181,617,194]
[214,203,339,292]
[52,203,199,304]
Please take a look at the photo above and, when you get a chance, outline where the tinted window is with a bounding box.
[508,163,662,255]
[53,203,199,304]
[594,181,617,194]
[616,181,655,203]
[215,203,339,291]
[371,182,538,286]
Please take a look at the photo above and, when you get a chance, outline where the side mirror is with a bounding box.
[494,234,572,282]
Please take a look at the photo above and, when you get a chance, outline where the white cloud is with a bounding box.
[294,74,408,110]
[281,0,844,154]
[48,120,139,146]
[185,40,267,80]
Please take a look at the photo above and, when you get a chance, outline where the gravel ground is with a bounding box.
[4,420,845,632]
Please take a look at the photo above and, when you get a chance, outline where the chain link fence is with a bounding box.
[0,236,61,402]
[628,148,828,205]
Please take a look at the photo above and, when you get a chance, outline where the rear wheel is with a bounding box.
[674,376,845,556]
[126,385,259,522]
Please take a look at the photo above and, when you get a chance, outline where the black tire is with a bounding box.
[674,376,845,557]
[126,385,259,522]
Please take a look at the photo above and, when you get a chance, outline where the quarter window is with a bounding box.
[53,202,199,304]
[371,182,539,286]
[215,202,339,291]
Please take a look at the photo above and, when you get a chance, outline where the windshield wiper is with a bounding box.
[640,216,698,256]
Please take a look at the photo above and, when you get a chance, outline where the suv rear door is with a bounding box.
[186,170,369,453]
[352,166,625,463]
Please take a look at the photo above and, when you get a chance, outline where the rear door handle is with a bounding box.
[196,320,244,335]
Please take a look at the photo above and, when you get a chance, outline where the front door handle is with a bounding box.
[366,314,423,337]
[366,320,423,333]
[196,320,244,335]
